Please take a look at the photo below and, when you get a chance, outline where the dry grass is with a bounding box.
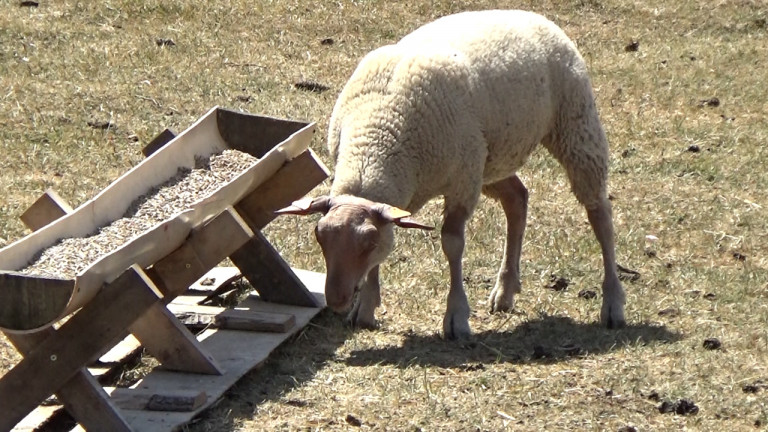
[2,0,768,431]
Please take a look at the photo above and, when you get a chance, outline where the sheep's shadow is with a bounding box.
[344,314,682,368]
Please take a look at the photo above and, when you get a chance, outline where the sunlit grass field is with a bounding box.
[1,0,767,430]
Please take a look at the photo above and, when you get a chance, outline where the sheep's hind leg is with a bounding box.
[347,265,380,329]
[483,175,528,313]
[441,205,472,340]
[586,200,626,328]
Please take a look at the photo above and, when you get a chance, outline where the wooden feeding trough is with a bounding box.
[0,107,330,432]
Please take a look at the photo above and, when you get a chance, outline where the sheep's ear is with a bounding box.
[376,205,434,231]
[275,196,332,216]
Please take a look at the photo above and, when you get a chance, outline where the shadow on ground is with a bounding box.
[345,314,683,368]
[185,313,680,431]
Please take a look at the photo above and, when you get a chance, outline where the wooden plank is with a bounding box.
[217,308,295,333]
[148,207,254,298]
[0,266,160,432]
[129,303,223,375]
[230,230,320,308]
[13,405,62,432]
[19,189,73,232]
[234,149,329,230]
[108,388,207,412]
[141,128,177,157]
[169,304,296,333]
[98,334,142,364]
[189,266,242,294]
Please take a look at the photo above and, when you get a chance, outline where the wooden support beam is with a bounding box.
[230,230,320,308]
[0,266,160,431]
[19,189,73,232]
[235,149,329,230]
[147,207,254,298]
[129,303,223,375]
[6,330,133,432]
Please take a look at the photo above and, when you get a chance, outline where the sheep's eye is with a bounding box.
[360,227,378,254]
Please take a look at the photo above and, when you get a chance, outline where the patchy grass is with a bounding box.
[1,0,768,431]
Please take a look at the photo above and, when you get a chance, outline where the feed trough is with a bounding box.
[0,107,330,432]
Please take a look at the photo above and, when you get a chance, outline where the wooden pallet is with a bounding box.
[0,109,329,432]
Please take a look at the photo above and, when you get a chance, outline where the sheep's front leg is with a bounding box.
[347,265,380,329]
[483,175,528,313]
[586,199,626,329]
[441,206,472,339]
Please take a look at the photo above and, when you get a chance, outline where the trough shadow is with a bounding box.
[344,314,683,369]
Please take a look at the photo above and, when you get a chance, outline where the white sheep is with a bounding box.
[277,9,626,339]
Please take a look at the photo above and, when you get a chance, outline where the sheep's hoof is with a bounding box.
[600,303,626,329]
[443,313,472,340]
[346,303,377,330]
[488,288,516,313]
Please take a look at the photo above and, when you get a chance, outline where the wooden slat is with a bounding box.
[148,207,254,298]
[217,309,296,333]
[19,189,73,232]
[141,128,177,157]
[109,388,207,412]
[235,149,329,230]
[170,304,296,333]
[0,266,161,432]
[230,230,320,308]
[129,303,223,375]
[189,267,242,294]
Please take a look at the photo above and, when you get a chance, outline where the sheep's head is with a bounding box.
[276,195,433,312]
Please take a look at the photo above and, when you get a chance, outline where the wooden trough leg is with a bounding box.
[231,149,329,308]
[0,266,160,431]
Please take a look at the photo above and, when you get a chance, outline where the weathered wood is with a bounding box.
[147,392,207,412]
[148,207,254,298]
[129,303,223,375]
[235,149,329,230]
[141,128,177,157]
[189,266,242,295]
[171,305,296,333]
[0,272,74,333]
[19,189,73,232]
[7,329,133,432]
[217,309,296,333]
[230,230,320,307]
[0,266,160,431]
[109,388,207,412]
